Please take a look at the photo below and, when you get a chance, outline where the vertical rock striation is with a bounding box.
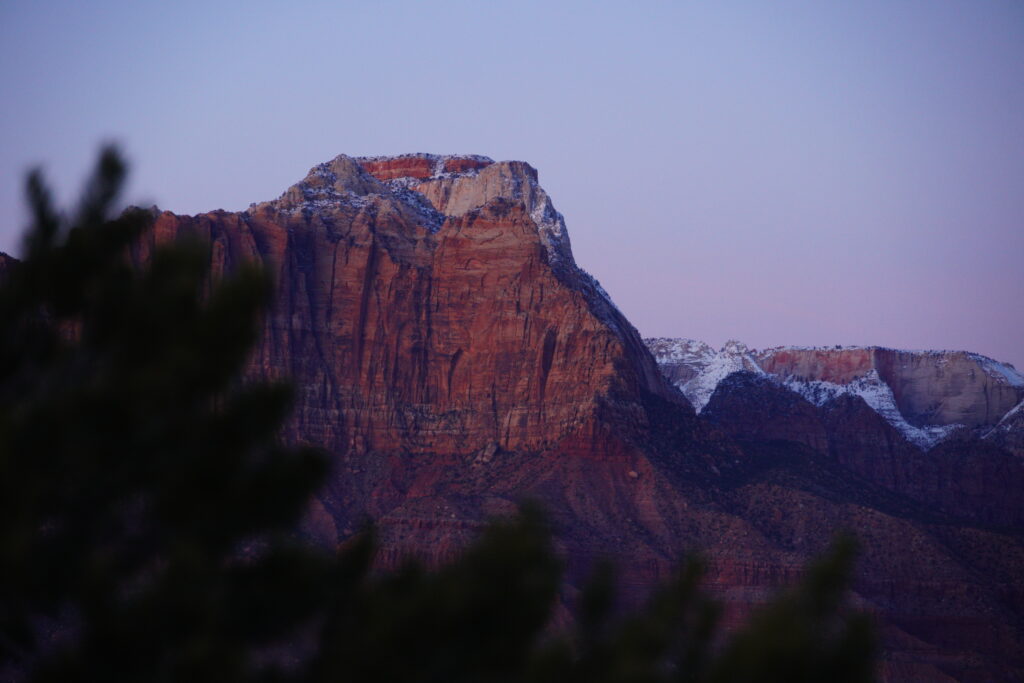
[140,153,680,466]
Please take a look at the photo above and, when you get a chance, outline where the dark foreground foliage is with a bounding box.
[0,148,875,682]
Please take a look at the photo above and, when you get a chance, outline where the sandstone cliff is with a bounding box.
[141,154,678,464]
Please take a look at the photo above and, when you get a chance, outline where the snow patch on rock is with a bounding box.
[253,154,449,231]
[528,189,573,269]
[645,338,765,411]
[984,398,1024,438]
[781,371,962,450]
[971,354,1024,389]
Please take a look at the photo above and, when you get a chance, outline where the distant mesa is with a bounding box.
[646,337,1024,451]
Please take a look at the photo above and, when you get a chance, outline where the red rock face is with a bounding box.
[442,157,493,174]
[358,154,495,183]
[128,153,1024,681]
[359,156,435,181]
[759,347,876,384]
[138,155,678,464]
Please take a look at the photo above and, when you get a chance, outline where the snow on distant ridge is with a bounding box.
[778,371,961,450]
[643,338,1024,450]
[644,338,764,411]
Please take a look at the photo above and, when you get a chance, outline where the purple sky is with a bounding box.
[2,1,1021,368]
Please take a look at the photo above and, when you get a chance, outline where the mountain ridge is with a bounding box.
[646,337,1024,450]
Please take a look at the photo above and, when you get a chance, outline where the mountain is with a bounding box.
[647,338,1024,450]
[116,153,1024,680]
[143,154,678,461]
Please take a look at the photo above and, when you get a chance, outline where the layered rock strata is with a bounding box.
[141,154,676,464]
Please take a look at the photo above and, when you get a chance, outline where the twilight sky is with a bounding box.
[2,1,1022,367]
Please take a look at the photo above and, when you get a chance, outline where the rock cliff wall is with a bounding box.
[139,154,677,463]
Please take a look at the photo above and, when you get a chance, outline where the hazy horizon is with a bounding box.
[2,1,1021,368]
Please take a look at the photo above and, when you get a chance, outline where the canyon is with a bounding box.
[112,152,1024,680]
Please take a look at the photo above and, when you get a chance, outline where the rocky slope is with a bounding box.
[700,371,829,453]
[700,372,1024,528]
[123,153,1024,681]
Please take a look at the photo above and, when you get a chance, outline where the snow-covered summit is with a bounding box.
[356,153,631,342]
[246,152,625,337]
[250,154,446,231]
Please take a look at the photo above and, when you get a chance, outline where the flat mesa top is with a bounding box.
[353,154,496,182]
